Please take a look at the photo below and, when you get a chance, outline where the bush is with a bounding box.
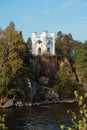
[0,114,8,130]
[60,91,87,130]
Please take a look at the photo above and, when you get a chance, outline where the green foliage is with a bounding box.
[54,62,77,99]
[56,64,70,83]
[26,37,32,55]
[29,56,40,81]
[60,91,87,130]
[0,114,8,130]
[55,31,74,59]
[74,42,87,83]
[55,32,87,95]
[0,22,28,97]
[7,88,24,99]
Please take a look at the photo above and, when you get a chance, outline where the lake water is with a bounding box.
[0,103,78,130]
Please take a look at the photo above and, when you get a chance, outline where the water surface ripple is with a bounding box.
[0,103,78,130]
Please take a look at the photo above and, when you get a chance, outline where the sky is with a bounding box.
[0,0,87,42]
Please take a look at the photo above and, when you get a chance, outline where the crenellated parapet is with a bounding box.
[32,30,55,55]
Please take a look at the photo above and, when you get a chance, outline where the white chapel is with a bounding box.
[32,30,55,55]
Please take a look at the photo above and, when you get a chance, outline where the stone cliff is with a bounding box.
[35,55,78,83]
[29,55,80,102]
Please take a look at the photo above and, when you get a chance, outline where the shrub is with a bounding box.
[0,114,8,130]
[60,91,87,130]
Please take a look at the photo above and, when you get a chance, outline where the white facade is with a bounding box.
[32,30,55,55]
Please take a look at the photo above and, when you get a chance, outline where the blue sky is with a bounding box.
[0,0,87,42]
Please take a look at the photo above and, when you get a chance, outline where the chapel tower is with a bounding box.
[32,30,55,55]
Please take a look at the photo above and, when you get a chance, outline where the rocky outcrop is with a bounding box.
[1,99,15,108]
[37,55,78,82]
[39,56,59,78]
[39,76,49,85]
[29,55,79,101]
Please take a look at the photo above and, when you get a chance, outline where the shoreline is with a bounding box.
[32,99,76,106]
[0,99,76,108]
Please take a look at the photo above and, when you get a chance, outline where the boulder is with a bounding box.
[16,101,23,106]
[2,99,15,108]
[39,76,49,85]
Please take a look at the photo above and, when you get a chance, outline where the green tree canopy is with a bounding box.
[55,31,74,60]
[0,22,28,97]
[74,42,87,83]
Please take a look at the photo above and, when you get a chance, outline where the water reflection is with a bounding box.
[0,103,78,130]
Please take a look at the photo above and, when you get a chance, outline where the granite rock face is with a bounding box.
[39,56,59,78]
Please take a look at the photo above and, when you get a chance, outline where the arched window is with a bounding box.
[38,47,41,54]
[47,47,50,53]
[37,40,42,44]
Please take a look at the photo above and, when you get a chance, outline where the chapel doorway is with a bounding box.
[47,47,50,53]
